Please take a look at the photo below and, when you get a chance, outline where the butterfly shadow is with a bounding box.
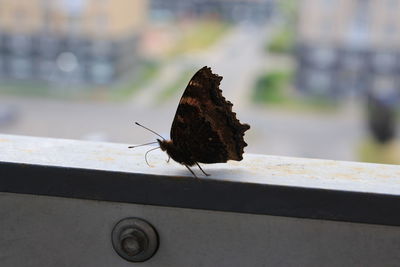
[174,166,251,182]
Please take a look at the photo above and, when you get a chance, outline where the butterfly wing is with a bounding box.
[170,66,250,164]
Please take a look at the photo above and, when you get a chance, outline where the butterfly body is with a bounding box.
[158,139,196,166]
[158,66,250,174]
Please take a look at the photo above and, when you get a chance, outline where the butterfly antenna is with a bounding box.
[145,146,161,167]
[135,122,165,140]
[128,141,158,149]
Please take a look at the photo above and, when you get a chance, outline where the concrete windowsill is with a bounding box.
[1,133,400,226]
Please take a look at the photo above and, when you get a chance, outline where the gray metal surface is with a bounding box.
[1,192,400,267]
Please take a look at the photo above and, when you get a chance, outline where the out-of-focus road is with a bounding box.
[193,23,271,107]
[132,23,275,108]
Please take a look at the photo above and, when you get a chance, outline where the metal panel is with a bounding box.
[1,192,400,267]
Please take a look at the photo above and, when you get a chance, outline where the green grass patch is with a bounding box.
[253,71,292,104]
[169,21,229,57]
[0,81,53,98]
[252,70,338,112]
[266,27,295,54]
[290,97,338,111]
[0,80,90,100]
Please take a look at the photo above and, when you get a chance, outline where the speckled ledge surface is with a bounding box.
[1,134,400,226]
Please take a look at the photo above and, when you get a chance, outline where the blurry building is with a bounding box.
[150,0,275,24]
[296,0,400,100]
[0,0,148,84]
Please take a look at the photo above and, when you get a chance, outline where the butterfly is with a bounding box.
[131,66,250,178]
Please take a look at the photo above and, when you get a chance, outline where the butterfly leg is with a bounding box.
[166,156,171,163]
[196,162,210,176]
[185,165,198,178]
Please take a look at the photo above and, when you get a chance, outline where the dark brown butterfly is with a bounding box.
[131,66,250,177]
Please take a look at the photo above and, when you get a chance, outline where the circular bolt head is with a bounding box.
[121,236,141,255]
[112,218,158,262]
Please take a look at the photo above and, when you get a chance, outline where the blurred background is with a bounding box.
[0,0,399,164]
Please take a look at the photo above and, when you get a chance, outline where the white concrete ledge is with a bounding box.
[0,133,399,195]
[1,133,400,227]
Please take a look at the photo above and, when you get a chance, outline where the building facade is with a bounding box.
[296,0,400,100]
[0,0,148,84]
[150,0,275,24]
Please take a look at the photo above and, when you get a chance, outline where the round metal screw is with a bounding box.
[120,229,146,256]
[112,218,159,262]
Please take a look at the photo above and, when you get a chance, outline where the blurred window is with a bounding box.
[0,55,3,76]
[311,47,336,68]
[373,52,396,71]
[10,57,31,79]
[373,75,398,97]
[342,54,364,71]
[307,69,331,94]
[38,60,56,80]
[9,35,31,56]
[90,60,114,84]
